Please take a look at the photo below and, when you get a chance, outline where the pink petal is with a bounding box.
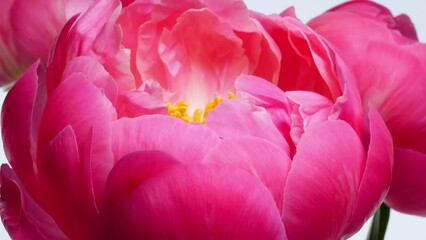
[62,56,118,103]
[102,160,286,239]
[2,61,39,192]
[385,148,426,216]
[10,0,65,63]
[0,165,67,240]
[102,150,182,211]
[111,115,219,164]
[253,13,343,101]
[206,98,289,152]
[38,125,100,239]
[116,80,168,118]
[158,9,248,105]
[286,90,333,146]
[343,107,394,237]
[37,72,116,204]
[282,120,365,240]
[202,136,291,211]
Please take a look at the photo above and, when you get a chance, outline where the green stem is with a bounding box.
[367,203,390,240]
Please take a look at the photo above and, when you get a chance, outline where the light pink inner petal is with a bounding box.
[158,9,248,108]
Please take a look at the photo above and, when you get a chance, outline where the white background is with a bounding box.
[0,0,425,239]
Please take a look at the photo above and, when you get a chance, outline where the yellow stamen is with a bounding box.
[167,92,235,123]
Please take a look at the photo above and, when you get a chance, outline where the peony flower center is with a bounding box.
[167,92,235,123]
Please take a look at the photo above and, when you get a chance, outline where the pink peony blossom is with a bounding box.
[1,0,393,239]
[0,0,95,85]
[309,0,426,216]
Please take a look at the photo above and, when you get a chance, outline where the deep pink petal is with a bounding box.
[343,107,393,237]
[102,161,286,239]
[385,148,426,216]
[203,136,291,211]
[0,165,67,240]
[111,115,219,164]
[206,98,289,152]
[1,61,39,191]
[38,125,99,239]
[282,120,365,240]
[102,150,181,211]
[38,72,116,205]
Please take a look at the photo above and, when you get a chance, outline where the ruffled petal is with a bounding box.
[282,120,364,240]
[111,115,219,164]
[102,156,286,239]
[203,136,291,211]
[0,165,67,240]
[385,148,426,216]
[206,98,288,152]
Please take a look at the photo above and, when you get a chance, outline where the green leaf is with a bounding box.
[367,203,390,240]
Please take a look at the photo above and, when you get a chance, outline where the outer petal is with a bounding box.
[111,115,219,164]
[38,125,99,240]
[282,120,364,240]
[1,61,39,192]
[385,148,426,216]
[0,165,67,240]
[101,154,286,239]
[37,72,116,205]
[343,107,393,237]
[10,0,65,64]
[202,136,291,211]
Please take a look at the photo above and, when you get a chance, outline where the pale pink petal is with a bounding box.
[111,115,219,164]
[64,0,95,19]
[0,165,67,240]
[206,98,289,152]
[102,159,286,239]
[1,61,39,191]
[203,136,291,211]
[158,9,248,105]
[282,120,365,240]
[343,107,393,237]
[385,148,426,216]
